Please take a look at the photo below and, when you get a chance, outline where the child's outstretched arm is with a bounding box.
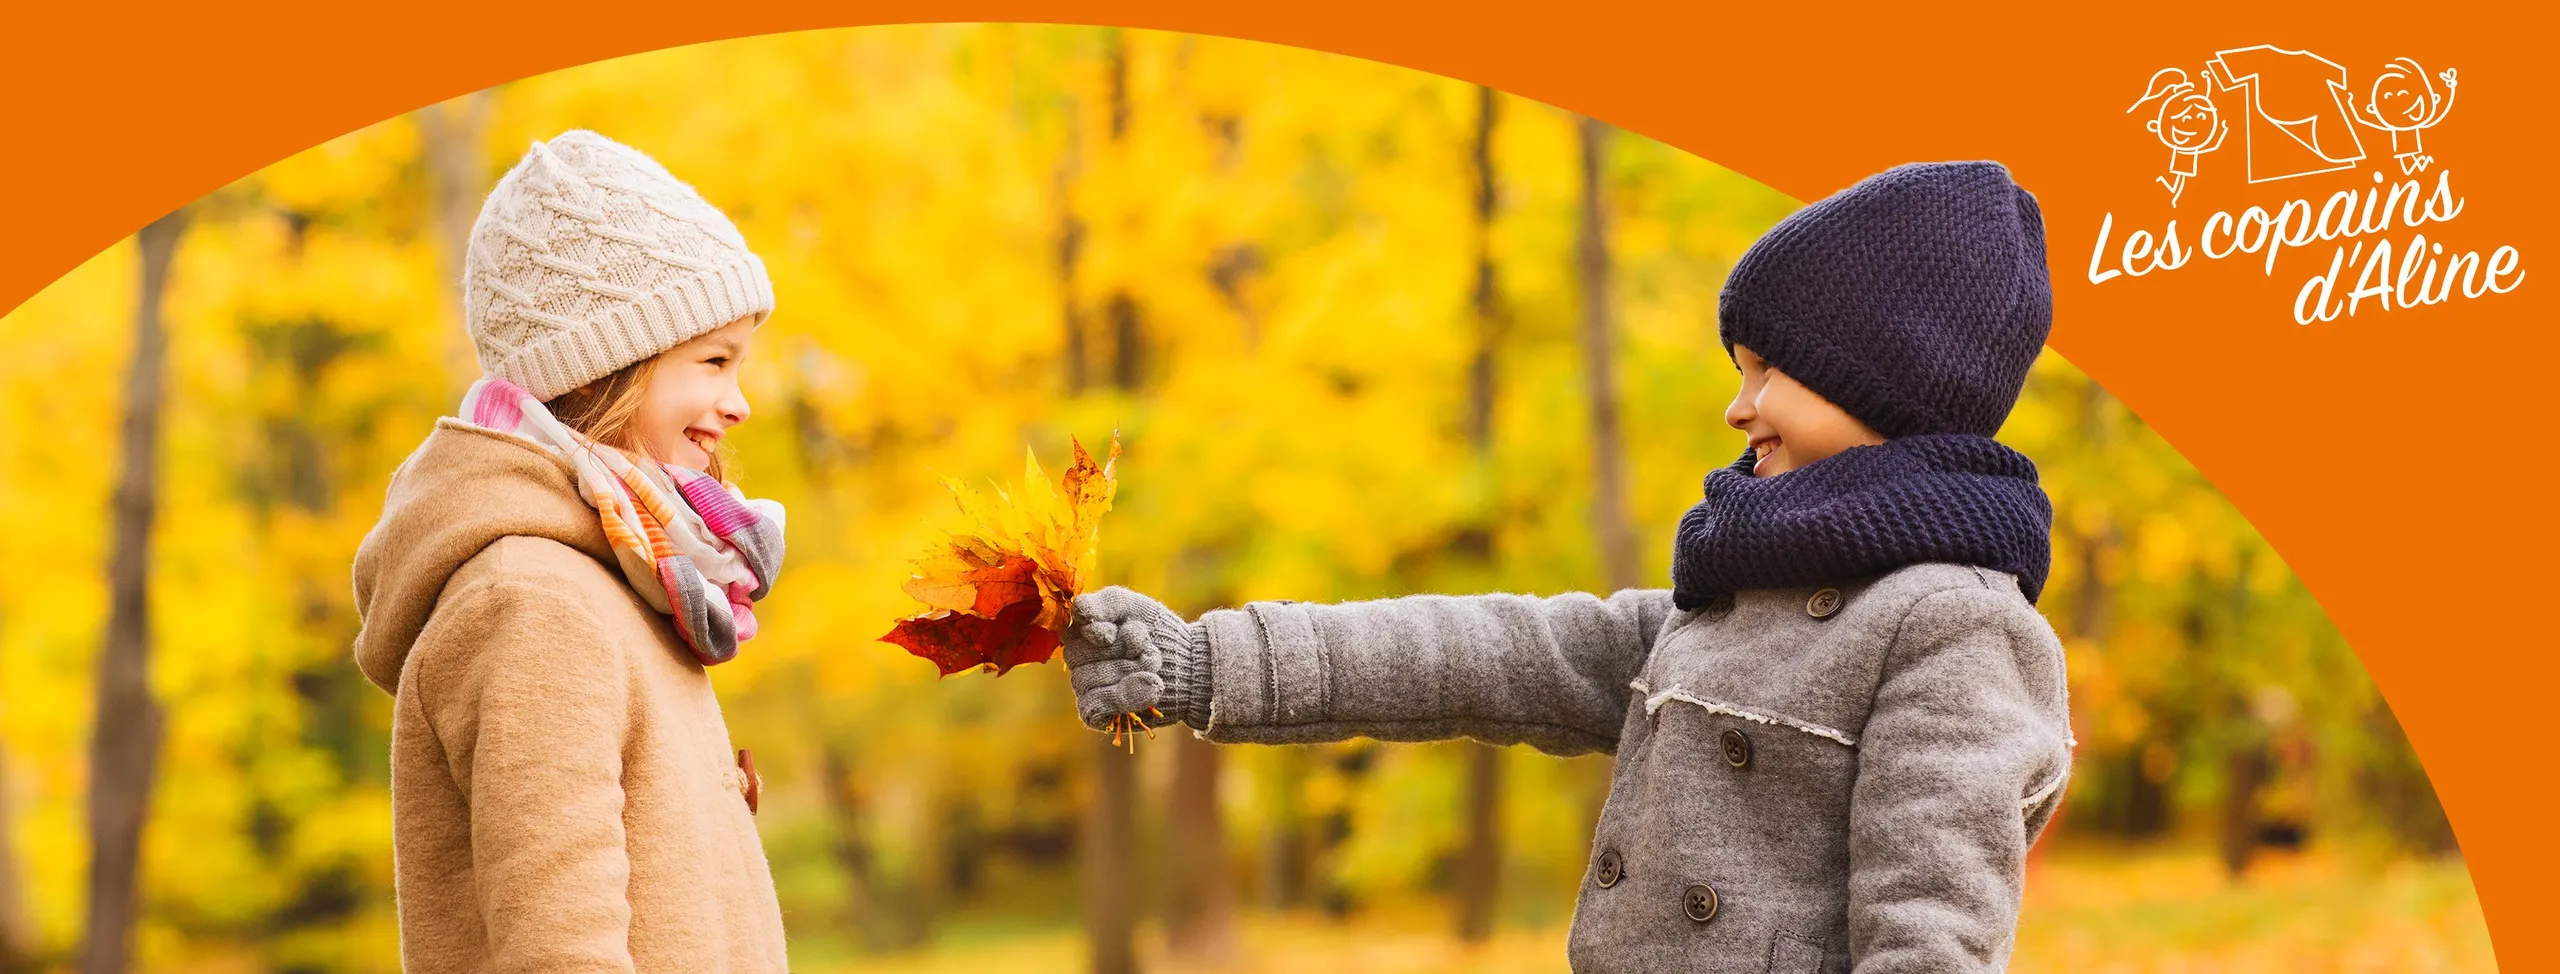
[1844,586,2074,971]
[1064,586,1676,756]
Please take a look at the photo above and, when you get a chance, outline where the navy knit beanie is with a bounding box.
[1718,161,2053,439]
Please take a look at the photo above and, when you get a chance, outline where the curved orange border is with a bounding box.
[3,2,2547,965]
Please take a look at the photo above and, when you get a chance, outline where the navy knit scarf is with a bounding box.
[1670,434,2054,608]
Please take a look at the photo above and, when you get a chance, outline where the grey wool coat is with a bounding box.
[1187,562,2074,973]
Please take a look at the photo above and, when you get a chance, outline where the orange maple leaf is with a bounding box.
[880,433,1120,676]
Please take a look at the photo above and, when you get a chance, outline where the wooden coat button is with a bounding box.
[1806,588,1843,619]
[737,748,762,816]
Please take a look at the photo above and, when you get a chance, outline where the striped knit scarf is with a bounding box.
[458,377,786,666]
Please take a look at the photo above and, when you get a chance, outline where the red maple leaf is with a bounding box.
[879,598,1062,677]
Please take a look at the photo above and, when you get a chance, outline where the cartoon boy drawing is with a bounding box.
[2128,67,2229,207]
[2354,58,2458,173]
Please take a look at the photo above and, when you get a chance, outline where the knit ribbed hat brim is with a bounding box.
[492,252,774,401]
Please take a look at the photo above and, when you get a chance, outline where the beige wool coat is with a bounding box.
[353,419,789,973]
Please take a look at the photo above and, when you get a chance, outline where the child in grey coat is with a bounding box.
[1063,161,2074,973]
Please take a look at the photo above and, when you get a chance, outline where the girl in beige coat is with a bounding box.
[352,130,790,972]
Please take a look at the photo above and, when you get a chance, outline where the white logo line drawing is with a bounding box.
[2128,67,2230,207]
[2352,57,2459,174]
[2206,45,2368,184]
[2125,46,2467,204]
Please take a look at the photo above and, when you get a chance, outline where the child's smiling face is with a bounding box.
[634,316,757,472]
[1724,344,1885,477]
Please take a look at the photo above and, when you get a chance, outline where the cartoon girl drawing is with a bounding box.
[2127,67,2229,207]
[2354,58,2458,173]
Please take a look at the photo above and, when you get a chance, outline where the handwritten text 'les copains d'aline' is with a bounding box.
[2085,169,2524,324]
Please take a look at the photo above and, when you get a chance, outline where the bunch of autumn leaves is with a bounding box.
[880,433,1123,680]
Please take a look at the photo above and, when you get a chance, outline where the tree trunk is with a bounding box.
[0,610,26,973]
[1260,746,1311,909]
[1085,735,1141,974]
[419,91,492,388]
[821,745,925,953]
[1107,293,1143,392]
[1454,744,1506,943]
[1080,33,1144,974]
[822,738,953,953]
[2218,731,2271,878]
[1464,85,1502,460]
[0,744,30,974]
[1162,734,1237,962]
[2362,702,2459,856]
[84,206,190,974]
[2068,374,2118,645]
[2215,553,2270,878]
[1056,93,1088,397]
[1576,115,1638,594]
[2119,742,2176,838]
[1160,582,1242,962]
[819,746,876,946]
[1452,84,1509,945]
[1101,33,1144,392]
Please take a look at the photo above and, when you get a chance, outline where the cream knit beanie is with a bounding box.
[463,130,775,401]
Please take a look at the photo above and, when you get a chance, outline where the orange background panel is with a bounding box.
[1,1,2546,966]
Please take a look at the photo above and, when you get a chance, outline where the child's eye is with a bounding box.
[707,356,730,367]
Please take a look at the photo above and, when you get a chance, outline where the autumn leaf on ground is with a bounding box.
[881,433,1120,676]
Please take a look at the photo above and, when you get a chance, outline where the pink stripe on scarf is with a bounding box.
[473,380,527,431]
[675,470,760,537]
[728,580,759,641]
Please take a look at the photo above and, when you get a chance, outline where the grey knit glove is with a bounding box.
[1064,586,1213,732]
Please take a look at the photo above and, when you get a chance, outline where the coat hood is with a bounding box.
[351,418,616,694]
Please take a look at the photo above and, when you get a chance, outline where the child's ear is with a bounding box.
[2146,120,2161,134]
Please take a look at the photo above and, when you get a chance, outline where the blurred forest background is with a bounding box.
[0,24,2493,974]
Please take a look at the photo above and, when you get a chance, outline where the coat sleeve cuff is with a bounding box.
[1164,620,1216,731]
[1196,600,1328,731]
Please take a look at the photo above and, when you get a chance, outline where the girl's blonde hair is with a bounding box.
[545,356,734,483]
